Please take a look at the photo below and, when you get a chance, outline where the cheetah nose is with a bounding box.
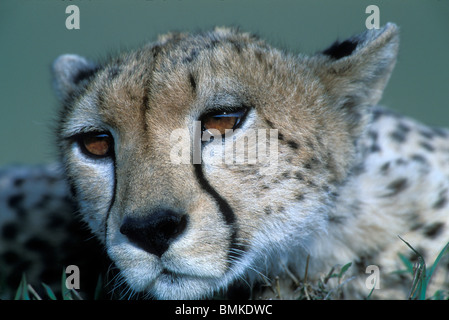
[119,210,188,258]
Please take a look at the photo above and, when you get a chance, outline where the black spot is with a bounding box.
[39,268,60,286]
[183,48,199,64]
[307,179,318,188]
[142,88,150,116]
[295,193,305,201]
[372,109,383,122]
[151,44,162,59]
[368,130,378,142]
[294,171,304,181]
[397,123,411,133]
[325,153,337,172]
[351,162,365,176]
[322,39,358,60]
[330,191,340,199]
[411,222,424,231]
[390,127,408,143]
[228,39,242,54]
[188,73,196,92]
[433,193,447,210]
[69,182,78,198]
[278,133,284,141]
[281,171,290,179]
[383,178,408,197]
[8,194,24,208]
[2,222,18,240]
[264,119,275,128]
[287,140,300,150]
[25,237,52,253]
[367,131,381,152]
[304,157,319,170]
[1,250,20,265]
[18,208,28,218]
[423,222,444,239]
[389,123,411,144]
[370,144,381,153]
[390,130,407,143]
[420,141,435,152]
[432,127,448,138]
[46,212,67,229]
[13,178,25,187]
[14,259,32,274]
[411,154,428,165]
[418,129,435,140]
[328,214,346,224]
[47,176,59,185]
[34,194,51,209]
[254,50,263,63]
[264,207,272,215]
[341,97,359,116]
[107,66,120,79]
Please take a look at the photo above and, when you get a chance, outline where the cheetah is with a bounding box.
[2,23,448,299]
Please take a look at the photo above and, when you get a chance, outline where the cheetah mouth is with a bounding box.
[159,268,192,280]
[156,265,224,283]
[136,266,229,299]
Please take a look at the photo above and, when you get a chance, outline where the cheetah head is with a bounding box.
[53,24,398,299]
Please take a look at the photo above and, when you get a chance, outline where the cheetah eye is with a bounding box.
[201,108,247,136]
[78,132,114,158]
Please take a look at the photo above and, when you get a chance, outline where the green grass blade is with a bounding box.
[61,268,73,300]
[365,282,376,300]
[398,236,427,299]
[338,262,352,278]
[94,274,103,300]
[398,253,414,273]
[421,241,449,299]
[14,275,25,300]
[41,283,58,300]
[14,274,30,300]
[426,241,449,282]
[416,260,427,300]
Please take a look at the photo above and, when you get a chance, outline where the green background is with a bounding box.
[1,0,448,165]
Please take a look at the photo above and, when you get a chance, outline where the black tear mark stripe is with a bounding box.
[193,163,245,266]
[193,164,235,225]
[104,157,118,244]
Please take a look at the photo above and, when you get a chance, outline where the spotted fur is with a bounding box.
[0,165,106,299]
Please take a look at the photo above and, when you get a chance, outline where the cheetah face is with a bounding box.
[54,26,398,299]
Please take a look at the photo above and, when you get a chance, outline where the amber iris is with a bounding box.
[203,115,239,135]
[82,133,112,157]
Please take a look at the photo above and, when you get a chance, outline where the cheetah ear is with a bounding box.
[52,54,99,103]
[315,23,399,107]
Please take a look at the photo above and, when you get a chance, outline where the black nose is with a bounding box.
[120,210,188,257]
